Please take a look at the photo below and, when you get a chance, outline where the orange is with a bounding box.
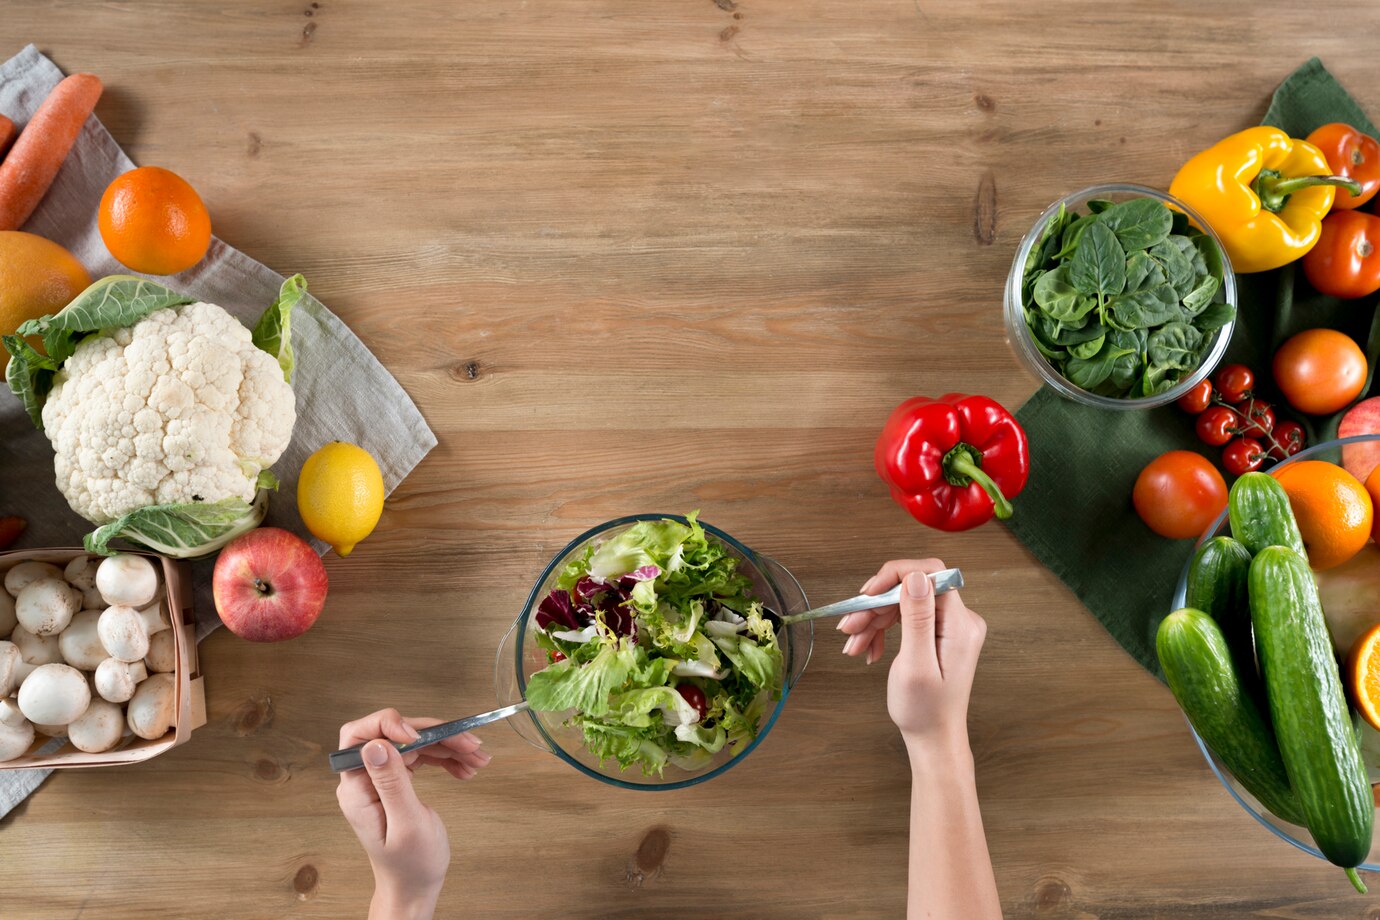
[1273,460,1373,570]
[98,166,211,275]
[1348,624,1380,731]
[0,231,91,350]
[1368,465,1380,541]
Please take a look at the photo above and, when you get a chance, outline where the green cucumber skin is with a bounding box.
[1157,608,1305,827]
[1229,472,1307,559]
[1249,547,1373,869]
[1185,536,1256,680]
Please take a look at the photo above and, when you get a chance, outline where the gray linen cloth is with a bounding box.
[0,45,437,817]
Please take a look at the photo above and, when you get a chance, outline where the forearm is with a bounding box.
[905,737,1001,920]
[369,884,440,920]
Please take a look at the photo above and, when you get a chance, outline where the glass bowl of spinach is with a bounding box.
[1005,183,1237,409]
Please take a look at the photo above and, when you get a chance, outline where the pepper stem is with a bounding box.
[943,443,1014,521]
[1253,167,1363,212]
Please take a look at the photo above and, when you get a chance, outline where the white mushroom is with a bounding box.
[127,672,176,740]
[63,555,98,593]
[15,577,80,637]
[4,561,62,597]
[0,642,20,698]
[0,590,15,636]
[95,554,158,608]
[94,658,147,703]
[31,721,67,737]
[144,629,176,674]
[59,611,108,671]
[0,698,34,762]
[11,624,61,667]
[17,663,91,726]
[98,601,169,663]
[67,698,124,754]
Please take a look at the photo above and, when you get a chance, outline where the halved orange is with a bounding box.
[1272,460,1373,570]
[1348,623,1380,731]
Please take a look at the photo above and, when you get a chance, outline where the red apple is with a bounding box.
[213,528,328,642]
[1340,397,1380,482]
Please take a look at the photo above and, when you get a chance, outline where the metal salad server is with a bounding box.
[327,567,963,773]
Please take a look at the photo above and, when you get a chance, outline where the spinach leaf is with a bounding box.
[1066,337,1138,390]
[1106,329,1145,392]
[1106,284,1180,330]
[1024,204,1068,281]
[1100,198,1173,251]
[1033,265,1088,321]
[1170,209,1191,235]
[1068,335,1106,359]
[1194,301,1236,332]
[1181,275,1220,316]
[1149,238,1196,298]
[1051,319,1107,346]
[1052,215,1093,261]
[1192,233,1226,285]
[1147,322,1203,370]
[1069,222,1127,299]
[1086,198,1115,214]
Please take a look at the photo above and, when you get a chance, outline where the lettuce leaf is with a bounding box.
[525,641,637,717]
[83,492,268,558]
[711,634,782,690]
[252,274,306,383]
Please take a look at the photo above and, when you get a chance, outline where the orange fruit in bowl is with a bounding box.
[1272,460,1373,570]
[98,166,211,275]
[1347,624,1380,731]
[0,231,91,349]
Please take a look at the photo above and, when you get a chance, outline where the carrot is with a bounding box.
[0,115,14,160]
[0,73,103,231]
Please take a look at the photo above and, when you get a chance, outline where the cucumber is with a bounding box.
[1249,546,1372,891]
[1156,608,1304,827]
[1185,536,1256,680]
[1229,471,1306,559]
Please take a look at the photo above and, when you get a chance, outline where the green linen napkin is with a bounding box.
[1007,58,1380,677]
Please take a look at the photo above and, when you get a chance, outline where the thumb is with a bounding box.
[362,740,423,822]
[897,571,938,670]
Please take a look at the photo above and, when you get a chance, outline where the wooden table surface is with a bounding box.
[2,1,1378,917]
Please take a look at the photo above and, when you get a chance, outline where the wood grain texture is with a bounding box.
[2,1,1379,916]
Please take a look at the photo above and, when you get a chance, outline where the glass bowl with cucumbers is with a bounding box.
[1169,435,1380,885]
[1005,183,1237,410]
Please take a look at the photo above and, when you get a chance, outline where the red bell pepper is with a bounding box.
[874,393,1030,531]
[1307,123,1380,210]
[1302,210,1380,299]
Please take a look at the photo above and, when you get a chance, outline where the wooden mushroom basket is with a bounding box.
[0,548,205,769]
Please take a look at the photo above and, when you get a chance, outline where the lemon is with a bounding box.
[297,441,385,556]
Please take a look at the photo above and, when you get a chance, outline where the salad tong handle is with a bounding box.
[328,701,530,773]
[780,568,963,625]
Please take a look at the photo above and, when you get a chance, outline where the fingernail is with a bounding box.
[842,634,859,655]
[835,615,849,632]
[364,740,391,766]
[906,572,930,598]
[477,751,493,765]
[468,733,483,746]
[404,723,420,741]
[865,649,876,665]
[859,579,873,594]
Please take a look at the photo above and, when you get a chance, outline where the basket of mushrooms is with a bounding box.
[0,549,204,768]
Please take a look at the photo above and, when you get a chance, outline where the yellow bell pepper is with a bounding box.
[1169,126,1362,273]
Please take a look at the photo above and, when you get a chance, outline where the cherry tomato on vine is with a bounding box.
[1132,450,1228,539]
[1214,365,1255,404]
[1196,405,1240,447]
[676,684,708,721]
[1268,420,1307,460]
[1222,437,1267,476]
[1176,378,1214,414]
[1239,400,1276,438]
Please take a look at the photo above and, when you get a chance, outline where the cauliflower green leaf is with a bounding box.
[252,274,306,383]
[84,492,268,558]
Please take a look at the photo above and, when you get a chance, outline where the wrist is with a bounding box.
[903,729,972,768]
[370,882,441,920]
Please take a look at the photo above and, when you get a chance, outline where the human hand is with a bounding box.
[335,709,492,919]
[838,559,986,751]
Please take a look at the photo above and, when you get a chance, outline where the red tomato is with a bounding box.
[676,684,708,722]
[1195,405,1240,446]
[1273,328,1368,415]
[1239,400,1276,438]
[1306,123,1380,209]
[1176,378,1214,414]
[1268,420,1307,460]
[1214,365,1255,404]
[549,650,566,663]
[1132,450,1228,539]
[1222,437,1267,476]
[1302,211,1380,300]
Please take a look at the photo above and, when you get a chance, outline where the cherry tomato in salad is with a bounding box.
[1268,420,1307,460]
[1176,378,1214,414]
[676,684,708,722]
[1302,210,1380,300]
[1214,364,1255,404]
[1132,450,1228,539]
[1222,437,1267,476]
[1306,123,1380,209]
[1239,400,1276,438]
[549,650,566,663]
[1196,405,1240,447]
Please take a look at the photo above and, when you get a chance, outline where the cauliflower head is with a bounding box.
[41,301,297,524]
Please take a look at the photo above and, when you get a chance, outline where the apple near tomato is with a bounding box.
[213,527,328,642]
[1341,397,1380,482]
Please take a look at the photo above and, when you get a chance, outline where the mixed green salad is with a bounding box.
[525,514,784,775]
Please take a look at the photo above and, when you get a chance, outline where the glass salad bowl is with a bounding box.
[495,514,813,791]
[1005,183,1237,410]
[1171,434,1380,870]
